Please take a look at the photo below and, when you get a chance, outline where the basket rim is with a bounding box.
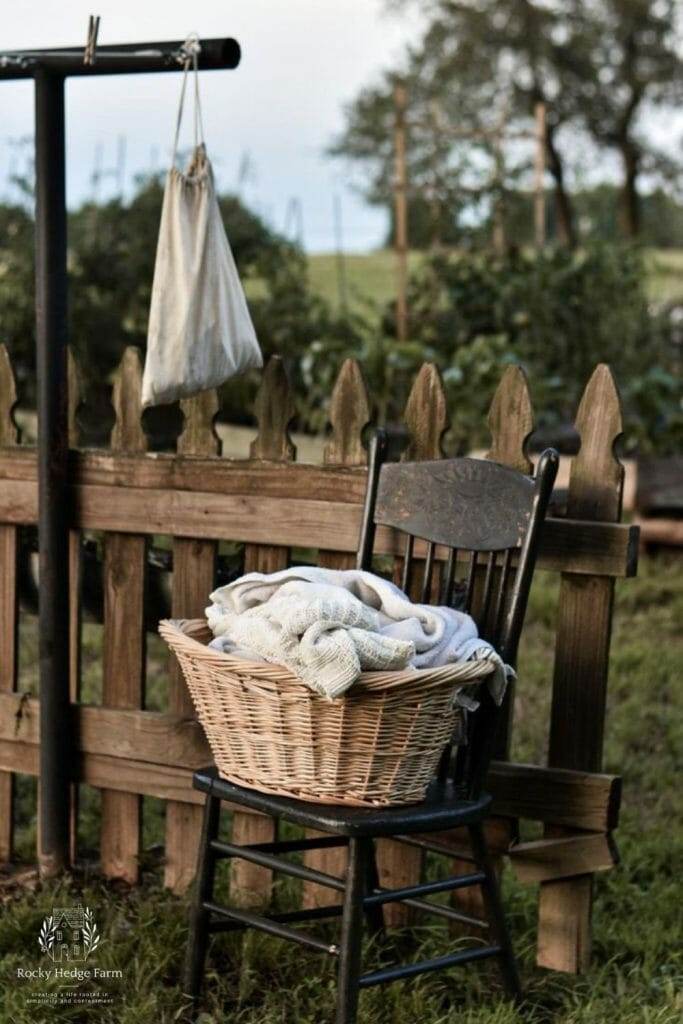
[158,617,496,693]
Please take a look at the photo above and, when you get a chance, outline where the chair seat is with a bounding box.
[193,766,492,838]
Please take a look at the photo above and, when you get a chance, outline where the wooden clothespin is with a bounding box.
[84,15,101,66]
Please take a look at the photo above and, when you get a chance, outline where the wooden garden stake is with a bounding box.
[534,101,547,250]
[393,81,409,344]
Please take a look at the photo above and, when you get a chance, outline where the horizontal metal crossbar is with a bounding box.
[363,872,485,907]
[359,945,502,987]
[208,904,343,933]
[210,835,347,859]
[203,901,339,956]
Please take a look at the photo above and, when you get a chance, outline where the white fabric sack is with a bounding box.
[142,43,262,407]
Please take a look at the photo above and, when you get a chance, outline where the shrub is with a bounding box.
[378,244,683,453]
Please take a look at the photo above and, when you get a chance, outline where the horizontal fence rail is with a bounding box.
[0,344,634,973]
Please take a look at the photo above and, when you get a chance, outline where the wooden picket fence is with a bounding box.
[0,343,637,974]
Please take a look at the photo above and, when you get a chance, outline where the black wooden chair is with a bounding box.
[183,433,559,1023]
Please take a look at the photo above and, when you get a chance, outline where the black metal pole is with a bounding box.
[35,68,70,876]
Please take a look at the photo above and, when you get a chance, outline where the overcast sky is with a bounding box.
[0,1,424,251]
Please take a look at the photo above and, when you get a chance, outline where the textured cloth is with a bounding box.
[206,567,509,701]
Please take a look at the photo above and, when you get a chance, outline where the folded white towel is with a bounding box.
[206,566,509,702]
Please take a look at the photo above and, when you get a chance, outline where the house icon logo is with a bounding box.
[38,904,101,962]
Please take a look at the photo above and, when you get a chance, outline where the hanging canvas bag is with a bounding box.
[142,38,262,407]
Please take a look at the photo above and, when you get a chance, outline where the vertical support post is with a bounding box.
[534,101,547,251]
[0,346,19,865]
[537,365,624,973]
[491,105,508,256]
[34,69,71,877]
[393,81,409,344]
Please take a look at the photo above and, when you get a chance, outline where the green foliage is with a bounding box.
[0,203,35,391]
[0,177,358,431]
[380,244,681,453]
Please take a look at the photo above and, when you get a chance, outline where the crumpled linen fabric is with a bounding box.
[206,566,510,702]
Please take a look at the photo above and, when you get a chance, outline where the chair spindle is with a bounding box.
[401,534,414,594]
[420,542,436,603]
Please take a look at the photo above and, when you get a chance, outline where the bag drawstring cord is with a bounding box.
[171,33,205,169]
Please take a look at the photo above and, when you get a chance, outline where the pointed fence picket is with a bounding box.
[301,358,371,910]
[165,389,221,894]
[229,356,296,906]
[0,346,637,973]
[100,347,148,884]
[537,364,624,972]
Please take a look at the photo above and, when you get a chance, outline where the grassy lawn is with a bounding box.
[1,552,682,1023]
[306,249,424,323]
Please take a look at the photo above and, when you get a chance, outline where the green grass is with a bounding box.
[643,249,683,305]
[307,249,424,323]
[1,554,682,1023]
[306,247,683,314]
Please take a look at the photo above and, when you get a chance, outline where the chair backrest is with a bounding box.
[356,430,558,796]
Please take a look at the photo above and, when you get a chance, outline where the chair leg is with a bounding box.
[468,822,522,1002]
[335,837,368,1024]
[363,839,385,938]
[183,793,221,1011]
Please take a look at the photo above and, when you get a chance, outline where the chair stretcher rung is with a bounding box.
[399,895,488,930]
[396,832,477,861]
[364,872,485,907]
[359,945,502,987]
[210,835,347,859]
[209,839,346,892]
[207,903,344,933]
[203,901,339,956]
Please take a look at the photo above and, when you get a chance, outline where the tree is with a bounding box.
[333,0,683,243]
[561,0,683,237]
[332,1,584,246]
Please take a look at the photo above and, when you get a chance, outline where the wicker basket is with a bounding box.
[160,618,495,807]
